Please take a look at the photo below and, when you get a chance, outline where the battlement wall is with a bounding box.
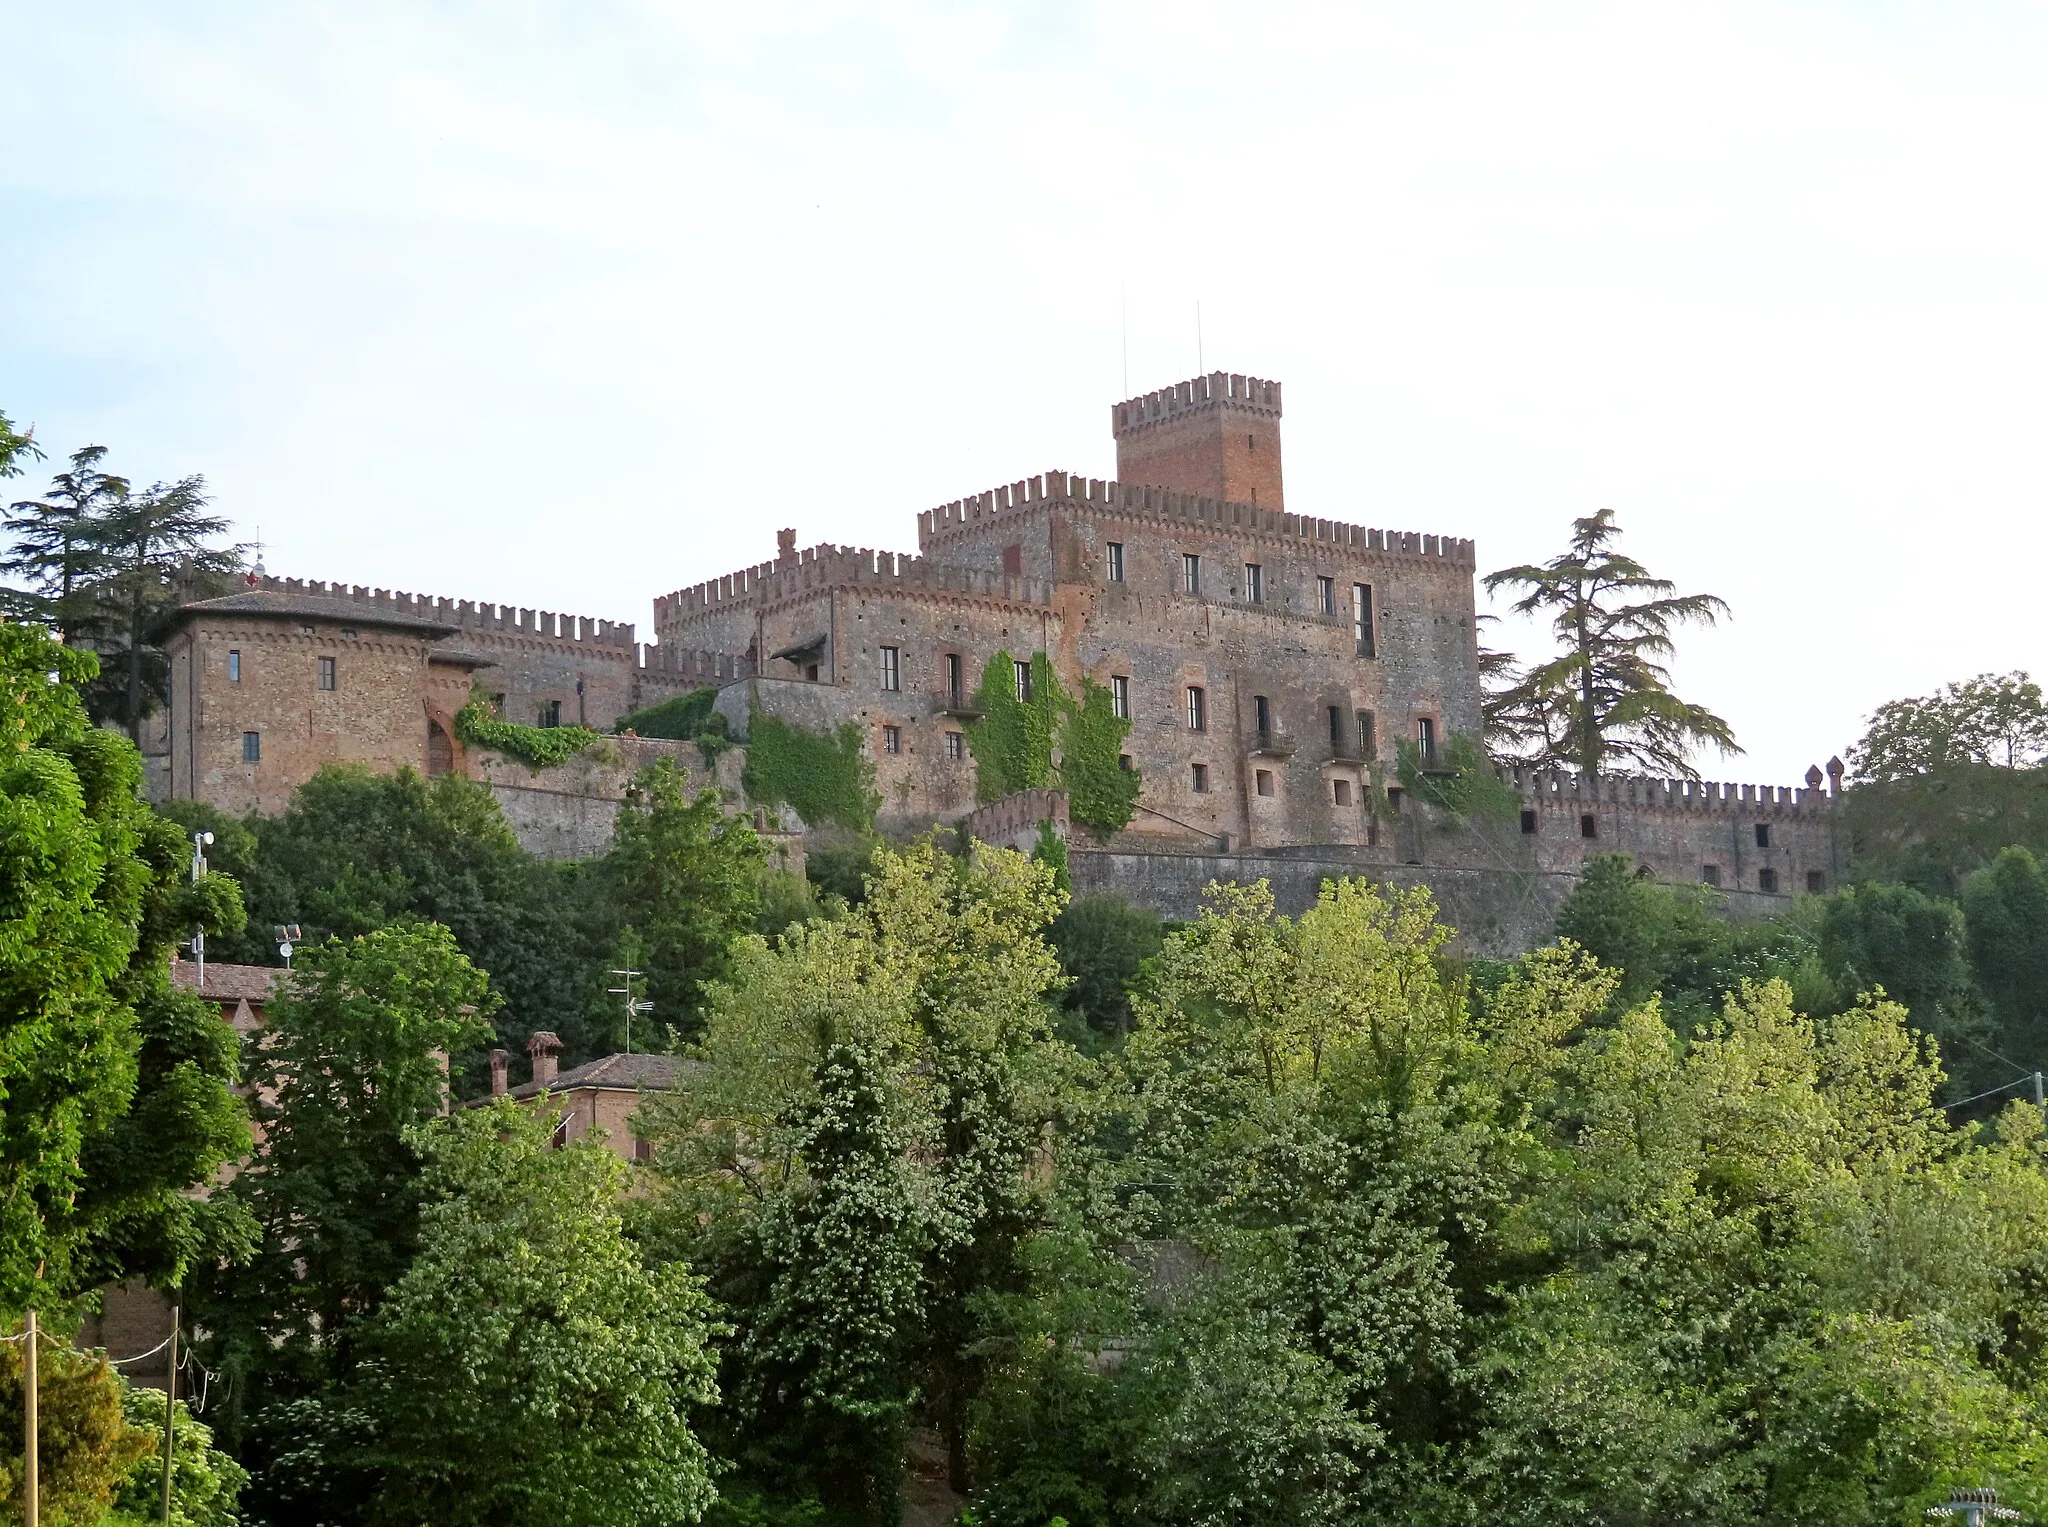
[1507,767,1834,818]
[632,644,753,685]
[914,470,1474,565]
[961,788,1069,853]
[1112,372,1282,433]
[654,542,1056,629]
[252,575,637,650]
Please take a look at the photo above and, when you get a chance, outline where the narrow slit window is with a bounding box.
[1244,563,1263,603]
[1416,717,1436,766]
[1111,675,1130,720]
[1182,553,1202,595]
[1106,542,1124,582]
[1318,576,1335,617]
[1014,660,1032,702]
[880,646,900,691]
[946,653,963,703]
[318,656,336,691]
[227,649,241,682]
[1186,686,1206,732]
[1328,705,1344,748]
[1353,583,1376,658]
[1254,695,1272,736]
[1357,710,1376,760]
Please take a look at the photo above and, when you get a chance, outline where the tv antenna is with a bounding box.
[606,968,653,1054]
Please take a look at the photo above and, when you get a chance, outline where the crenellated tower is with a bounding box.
[1112,371,1284,509]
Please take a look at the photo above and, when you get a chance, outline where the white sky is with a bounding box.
[4,1,2045,786]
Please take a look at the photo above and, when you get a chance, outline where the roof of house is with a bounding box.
[171,589,458,637]
[170,958,282,1003]
[506,1051,694,1100]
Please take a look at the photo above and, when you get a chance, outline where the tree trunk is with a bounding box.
[126,551,145,743]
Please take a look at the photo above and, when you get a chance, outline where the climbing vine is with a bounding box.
[614,688,719,740]
[454,696,599,769]
[966,651,1142,833]
[1396,730,1521,823]
[741,706,880,831]
[1030,818,1070,893]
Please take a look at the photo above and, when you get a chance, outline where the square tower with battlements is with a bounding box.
[1112,372,1284,509]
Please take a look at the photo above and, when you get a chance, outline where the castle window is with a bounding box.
[882,725,901,755]
[1248,433,1255,450]
[1758,867,1779,893]
[1318,577,1335,617]
[1328,706,1344,748]
[1357,710,1376,760]
[242,731,261,763]
[1333,779,1352,806]
[1579,813,1597,839]
[946,653,964,705]
[1119,754,1133,771]
[1254,695,1272,737]
[946,732,965,761]
[227,649,241,682]
[1002,543,1022,576]
[428,720,453,776]
[1521,809,1537,834]
[1416,717,1436,766]
[1014,660,1032,702]
[804,663,819,682]
[1256,769,1275,797]
[1703,863,1722,887]
[1353,583,1376,658]
[1107,543,1124,583]
[318,656,336,691]
[1192,762,1210,793]
[539,700,562,727]
[1806,870,1825,893]
[1244,563,1264,604]
[880,646,900,691]
[1186,686,1206,732]
[1387,786,1403,812]
[1182,553,1202,595]
[1111,675,1130,720]
[1754,822,1770,848]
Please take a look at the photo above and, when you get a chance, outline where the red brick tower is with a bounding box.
[1111,372,1283,508]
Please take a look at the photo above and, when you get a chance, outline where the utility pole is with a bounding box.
[24,1308,37,1527]
[160,1298,179,1523]
[606,969,652,1055]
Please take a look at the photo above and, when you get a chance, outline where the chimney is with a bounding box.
[776,528,797,563]
[1825,756,1845,798]
[527,1031,562,1088]
[488,1048,511,1097]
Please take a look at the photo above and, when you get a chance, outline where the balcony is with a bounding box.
[1250,727,1298,758]
[931,690,984,720]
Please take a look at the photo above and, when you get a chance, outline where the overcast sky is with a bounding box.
[4,2,2044,785]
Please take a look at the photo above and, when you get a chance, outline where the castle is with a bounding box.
[159,370,1839,951]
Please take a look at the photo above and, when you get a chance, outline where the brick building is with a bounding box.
[159,367,1838,950]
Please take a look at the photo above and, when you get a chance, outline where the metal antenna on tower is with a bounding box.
[1197,300,1203,372]
[606,968,652,1054]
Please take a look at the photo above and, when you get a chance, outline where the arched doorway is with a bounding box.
[427,718,454,776]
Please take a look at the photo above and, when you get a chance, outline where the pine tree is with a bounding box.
[2,444,127,636]
[1484,508,1738,778]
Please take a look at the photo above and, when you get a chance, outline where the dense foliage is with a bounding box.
[742,708,880,832]
[968,651,1139,832]
[453,694,599,768]
[616,687,725,741]
[1394,730,1520,823]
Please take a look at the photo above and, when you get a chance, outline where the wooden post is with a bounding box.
[24,1309,38,1527]
[161,1302,179,1524]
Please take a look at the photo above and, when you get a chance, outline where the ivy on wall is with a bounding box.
[614,688,719,740]
[1396,730,1522,824]
[966,650,1142,834]
[741,706,880,832]
[454,696,600,770]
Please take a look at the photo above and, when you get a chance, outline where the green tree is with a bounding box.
[93,472,242,741]
[0,408,39,480]
[342,1101,719,1527]
[1851,671,2048,781]
[1484,508,1738,777]
[645,840,1071,1517]
[2,444,125,636]
[226,764,597,1053]
[601,758,767,1042]
[1818,880,1994,1092]
[1961,845,2048,1074]
[195,923,494,1519]
[110,1382,250,1527]
[0,1336,155,1524]
[0,621,245,1318]
[1046,891,1162,1038]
